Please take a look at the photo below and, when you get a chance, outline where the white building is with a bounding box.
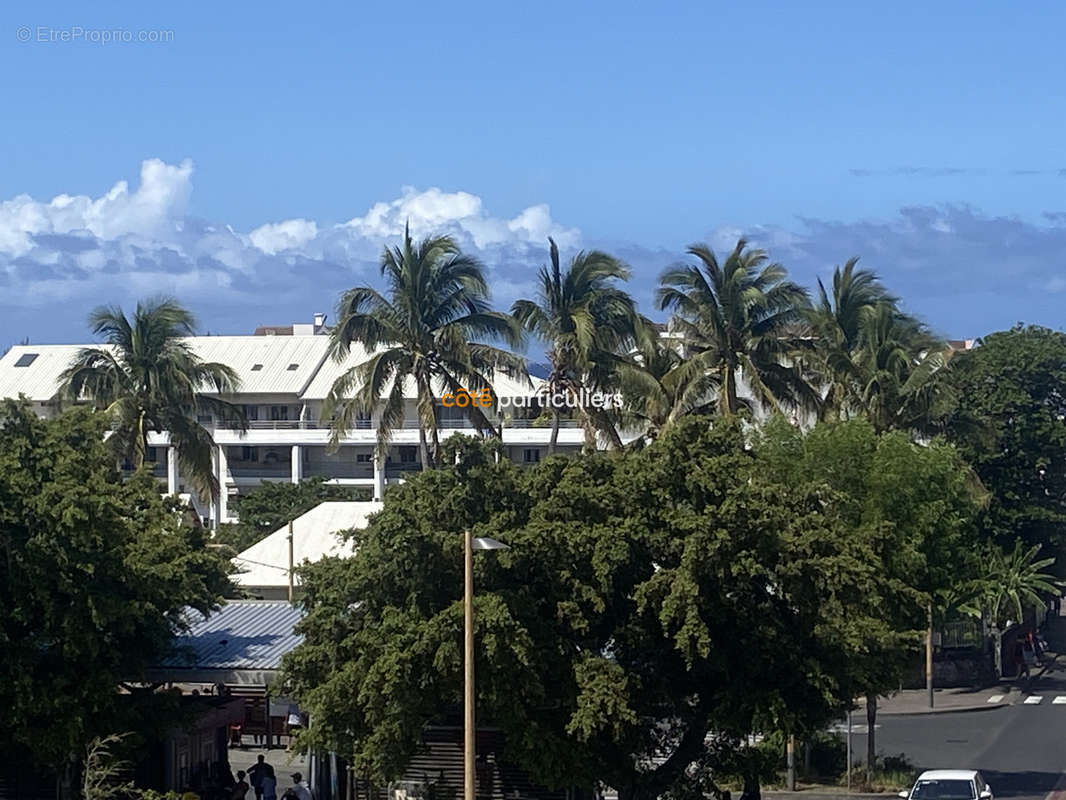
[0,316,588,526]
[232,500,383,600]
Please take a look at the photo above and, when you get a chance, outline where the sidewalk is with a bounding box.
[877,609,1066,715]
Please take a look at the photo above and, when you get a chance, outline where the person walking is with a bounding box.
[247,756,275,800]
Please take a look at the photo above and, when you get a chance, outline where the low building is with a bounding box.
[233,500,382,599]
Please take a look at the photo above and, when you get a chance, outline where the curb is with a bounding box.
[878,701,1010,716]
[764,793,891,800]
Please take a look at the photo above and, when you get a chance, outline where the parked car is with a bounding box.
[900,770,993,800]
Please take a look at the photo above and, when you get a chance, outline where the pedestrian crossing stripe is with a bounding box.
[1053,696,1066,704]
[987,695,1004,703]
[1024,695,1044,704]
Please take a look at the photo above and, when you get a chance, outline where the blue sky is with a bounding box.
[3,0,1066,346]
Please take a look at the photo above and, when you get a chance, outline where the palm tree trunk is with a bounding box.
[723,365,739,415]
[548,409,560,455]
[418,426,431,472]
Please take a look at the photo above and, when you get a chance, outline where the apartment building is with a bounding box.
[0,317,586,526]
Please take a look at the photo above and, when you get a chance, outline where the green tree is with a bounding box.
[805,258,896,422]
[942,325,1066,567]
[284,423,880,800]
[615,334,717,443]
[215,476,371,553]
[325,226,525,468]
[0,400,232,786]
[656,239,816,418]
[58,297,245,502]
[958,542,1061,676]
[511,238,645,452]
[757,416,980,784]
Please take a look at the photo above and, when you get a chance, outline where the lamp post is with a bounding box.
[464,530,509,800]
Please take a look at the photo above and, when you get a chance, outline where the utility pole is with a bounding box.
[288,519,295,603]
[464,528,475,800]
[786,734,795,791]
[926,601,934,708]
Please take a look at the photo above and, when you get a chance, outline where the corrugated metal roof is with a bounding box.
[0,336,539,404]
[300,345,540,401]
[161,600,304,670]
[0,344,84,402]
[233,500,382,588]
[187,336,331,395]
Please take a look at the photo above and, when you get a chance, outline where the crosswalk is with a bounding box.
[1008,694,1066,705]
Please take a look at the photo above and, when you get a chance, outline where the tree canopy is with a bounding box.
[942,325,1066,569]
[0,400,233,771]
[285,424,895,800]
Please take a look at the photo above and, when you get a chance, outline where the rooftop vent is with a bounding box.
[251,364,263,371]
[287,363,299,371]
[14,353,38,367]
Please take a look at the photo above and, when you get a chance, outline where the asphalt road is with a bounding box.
[848,666,1066,800]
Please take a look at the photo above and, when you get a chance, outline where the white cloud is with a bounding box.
[249,219,318,255]
[0,159,585,342]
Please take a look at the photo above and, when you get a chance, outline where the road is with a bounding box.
[848,663,1066,800]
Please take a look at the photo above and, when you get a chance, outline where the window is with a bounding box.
[197,414,213,424]
[270,406,289,421]
[523,448,541,463]
[250,364,263,371]
[14,353,37,367]
[243,405,259,421]
[356,453,373,464]
[241,446,259,463]
[287,363,299,371]
[146,447,158,462]
[399,446,417,464]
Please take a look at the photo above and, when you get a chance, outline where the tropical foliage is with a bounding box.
[324,226,524,468]
[511,238,646,451]
[284,425,883,800]
[59,297,245,501]
[0,400,232,775]
[655,238,816,418]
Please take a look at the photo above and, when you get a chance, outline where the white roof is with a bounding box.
[186,335,331,395]
[301,345,539,401]
[231,500,382,589]
[0,336,540,403]
[916,771,980,781]
[0,344,83,402]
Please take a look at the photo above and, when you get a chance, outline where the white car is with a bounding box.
[899,770,993,800]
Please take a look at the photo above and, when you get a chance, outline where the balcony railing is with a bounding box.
[504,419,582,429]
[215,419,373,430]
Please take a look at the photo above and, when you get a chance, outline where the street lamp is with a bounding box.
[465,530,509,800]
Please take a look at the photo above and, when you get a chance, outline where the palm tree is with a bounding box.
[805,258,897,421]
[850,305,953,435]
[59,297,245,501]
[805,258,956,434]
[615,334,719,443]
[324,226,524,469]
[656,238,816,418]
[511,238,644,453]
[959,542,1062,677]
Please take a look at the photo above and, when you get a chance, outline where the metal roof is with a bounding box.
[300,344,539,401]
[0,344,84,402]
[160,600,304,671]
[0,336,539,404]
[187,336,331,395]
[233,500,381,588]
